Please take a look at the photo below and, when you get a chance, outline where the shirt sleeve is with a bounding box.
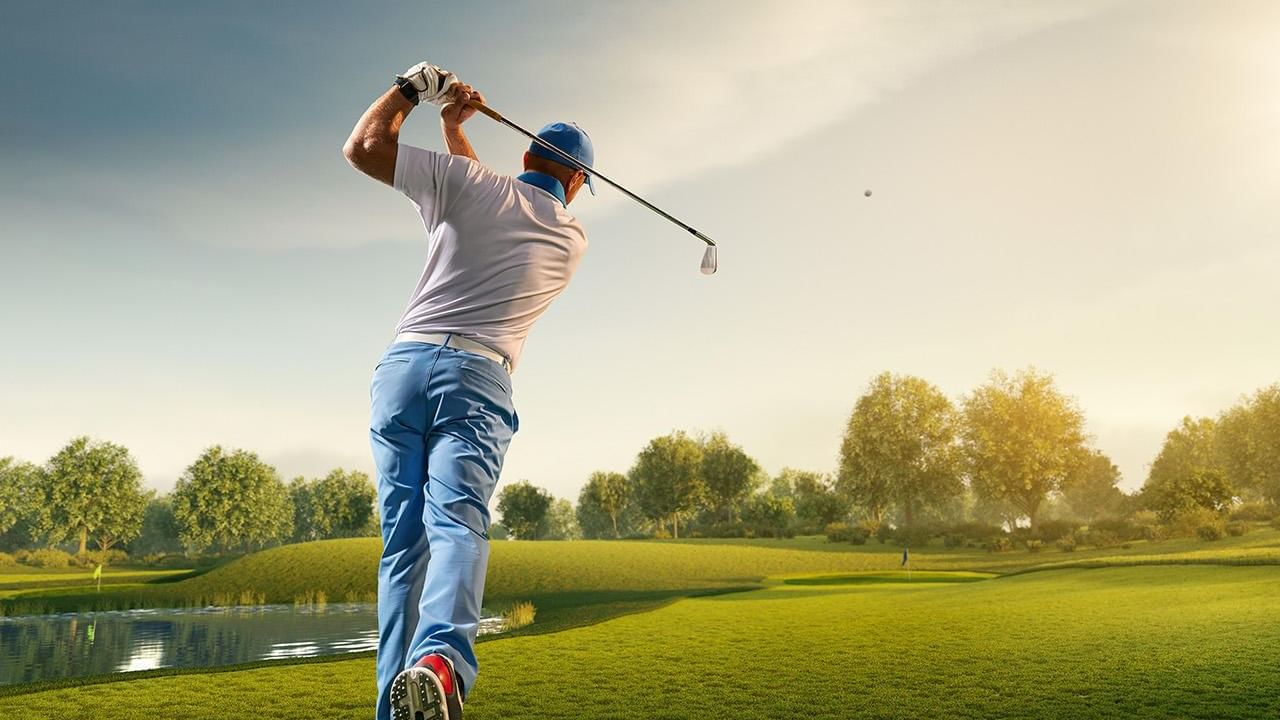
[394,143,496,232]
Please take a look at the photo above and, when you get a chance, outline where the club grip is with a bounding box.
[466,100,504,122]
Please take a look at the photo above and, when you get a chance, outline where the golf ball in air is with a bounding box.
[864,189,872,197]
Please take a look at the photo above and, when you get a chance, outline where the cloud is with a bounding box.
[535,0,1124,215]
[2,1,1122,252]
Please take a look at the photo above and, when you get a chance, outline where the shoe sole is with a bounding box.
[390,666,449,720]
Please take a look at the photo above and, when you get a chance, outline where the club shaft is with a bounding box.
[469,101,716,247]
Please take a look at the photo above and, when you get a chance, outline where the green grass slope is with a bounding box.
[5,565,1278,719]
[7,529,1279,616]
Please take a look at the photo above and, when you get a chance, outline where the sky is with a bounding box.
[2,0,1278,501]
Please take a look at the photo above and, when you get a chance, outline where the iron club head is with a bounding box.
[700,245,718,275]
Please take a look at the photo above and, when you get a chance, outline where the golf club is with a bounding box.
[466,99,719,275]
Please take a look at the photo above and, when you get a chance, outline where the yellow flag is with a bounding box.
[93,564,103,580]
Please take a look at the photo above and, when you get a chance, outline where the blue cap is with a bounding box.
[528,122,595,195]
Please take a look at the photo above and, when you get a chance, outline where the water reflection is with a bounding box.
[0,604,504,685]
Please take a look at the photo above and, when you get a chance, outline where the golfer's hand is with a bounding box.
[441,84,484,129]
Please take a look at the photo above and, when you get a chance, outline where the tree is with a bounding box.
[171,446,293,553]
[539,498,581,540]
[961,369,1088,532]
[0,457,42,544]
[780,469,849,531]
[40,437,148,555]
[839,372,963,528]
[1216,385,1280,504]
[1144,416,1234,519]
[741,493,795,537]
[767,473,795,500]
[1061,450,1126,521]
[630,431,705,538]
[291,469,377,541]
[130,494,183,556]
[699,432,760,522]
[577,471,630,538]
[496,481,552,540]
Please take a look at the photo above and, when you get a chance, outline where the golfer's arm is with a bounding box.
[342,86,414,186]
[441,123,478,162]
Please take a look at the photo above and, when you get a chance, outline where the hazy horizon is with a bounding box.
[3,0,1278,500]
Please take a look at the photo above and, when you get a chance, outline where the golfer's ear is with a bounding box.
[522,151,534,170]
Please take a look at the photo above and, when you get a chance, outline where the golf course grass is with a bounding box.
[4,564,1278,719]
[7,528,1278,617]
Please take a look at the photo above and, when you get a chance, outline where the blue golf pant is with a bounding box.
[369,338,517,720]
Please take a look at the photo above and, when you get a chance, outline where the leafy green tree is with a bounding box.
[0,457,42,543]
[40,437,148,555]
[741,493,795,537]
[961,369,1088,532]
[496,480,552,540]
[539,498,581,540]
[785,469,850,531]
[577,471,631,538]
[1216,385,1280,504]
[1061,450,1126,521]
[290,469,377,541]
[767,473,795,500]
[699,432,760,522]
[839,372,963,528]
[130,494,183,556]
[171,446,293,553]
[630,431,705,538]
[1144,417,1234,519]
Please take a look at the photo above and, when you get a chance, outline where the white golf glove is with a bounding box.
[395,62,459,106]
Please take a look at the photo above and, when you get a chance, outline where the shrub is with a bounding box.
[76,549,129,568]
[24,548,73,568]
[1032,519,1078,542]
[875,524,895,545]
[1089,518,1138,541]
[897,526,934,548]
[1197,524,1225,541]
[706,522,749,539]
[1230,502,1274,522]
[946,521,1006,543]
[824,523,850,542]
[1025,539,1043,553]
[755,525,796,539]
[1056,536,1077,552]
[1084,529,1123,548]
[1163,507,1225,539]
[943,534,965,549]
[824,523,869,544]
[0,551,16,568]
[1225,522,1249,537]
[986,536,1014,553]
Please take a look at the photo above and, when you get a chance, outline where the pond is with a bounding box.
[0,603,505,685]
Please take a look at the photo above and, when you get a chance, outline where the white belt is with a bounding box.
[394,332,511,372]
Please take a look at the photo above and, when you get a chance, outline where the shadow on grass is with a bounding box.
[782,572,992,587]
[486,585,762,640]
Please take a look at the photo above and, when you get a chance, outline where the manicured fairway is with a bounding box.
[4,565,1277,719]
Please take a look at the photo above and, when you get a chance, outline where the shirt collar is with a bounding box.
[516,171,567,207]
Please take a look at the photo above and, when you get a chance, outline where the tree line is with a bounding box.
[4,369,1275,555]
[0,439,377,559]
[496,369,1280,542]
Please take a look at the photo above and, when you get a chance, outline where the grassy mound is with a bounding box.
[5,564,1277,719]
[6,528,1278,616]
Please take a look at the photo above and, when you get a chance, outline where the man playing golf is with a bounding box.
[343,61,592,720]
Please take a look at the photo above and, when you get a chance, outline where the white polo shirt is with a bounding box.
[392,144,588,373]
